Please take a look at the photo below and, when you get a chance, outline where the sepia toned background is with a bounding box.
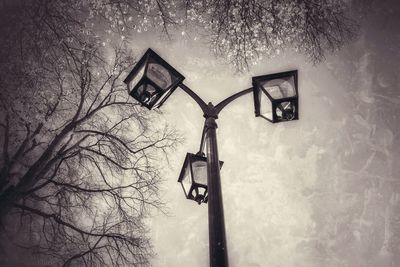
[140,1,400,266]
[0,0,398,266]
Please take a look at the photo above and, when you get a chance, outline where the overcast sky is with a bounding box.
[124,1,400,266]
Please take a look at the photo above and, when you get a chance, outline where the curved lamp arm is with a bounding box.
[177,85,254,155]
[215,87,253,114]
[178,83,209,114]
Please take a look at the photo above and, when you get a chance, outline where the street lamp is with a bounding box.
[252,70,299,123]
[178,153,224,205]
[124,48,299,267]
[123,48,185,109]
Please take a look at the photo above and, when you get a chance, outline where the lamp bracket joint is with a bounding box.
[203,102,219,119]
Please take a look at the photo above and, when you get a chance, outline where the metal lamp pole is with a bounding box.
[205,115,228,266]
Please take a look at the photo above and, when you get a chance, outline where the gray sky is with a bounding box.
[126,1,400,266]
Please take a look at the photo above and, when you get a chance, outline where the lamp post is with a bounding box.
[124,48,299,267]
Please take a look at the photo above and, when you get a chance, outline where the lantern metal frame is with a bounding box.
[252,70,299,123]
[123,48,185,110]
[178,153,224,205]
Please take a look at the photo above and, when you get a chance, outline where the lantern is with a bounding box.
[252,70,298,123]
[124,48,185,109]
[178,153,223,204]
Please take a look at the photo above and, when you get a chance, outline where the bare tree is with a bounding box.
[0,0,356,265]
[0,1,179,266]
[182,0,357,70]
[2,0,355,71]
[2,0,355,72]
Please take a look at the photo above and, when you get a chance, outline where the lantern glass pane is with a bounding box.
[260,90,273,120]
[197,187,206,196]
[193,187,207,202]
[147,62,173,91]
[152,89,171,108]
[276,101,296,121]
[128,63,145,93]
[192,160,207,186]
[135,84,159,106]
[181,165,192,196]
[261,76,296,99]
